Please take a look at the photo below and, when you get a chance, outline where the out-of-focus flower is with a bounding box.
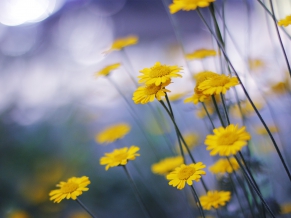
[138,62,182,86]
[280,202,291,214]
[169,0,215,14]
[166,163,206,189]
[184,86,210,104]
[255,125,279,135]
[230,100,264,118]
[132,81,171,104]
[175,133,199,153]
[96,123,131,144]
[200,191,231,210]
[7,210,30,218]
[106,35,138,52]
[196,105,214,118]
[95,63,121,77]
[68,211,91,218]
[248,59,265,71]
[278,15,291,27]
[49,176,90,203]
[168,92,187,102]
[186,49,217,60]
[151,156,184,175]
[269,80,290,95]
[100,146,140,170]
[194,71,219,84]
[205,124,251,156]
[209,157,239,174]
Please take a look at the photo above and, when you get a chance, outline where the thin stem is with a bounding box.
[76,198,97,218]
[211,95,225,127]
[201,102,215,129]
[190,186,206,218]
[220,93,230,125]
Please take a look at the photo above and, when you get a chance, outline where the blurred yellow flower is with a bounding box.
[166,162,206,189]
[186,49,217,60]
[195,104,214,118]
[95,63,121,77]
[280,202,291,214]
[132,81,171,104]
[49,176,90,203]
[194,71,219,83]
[278,15,291,27]
[151,156,184,175]
[168,92,187,102]
[175,133,199,153]
[205,124,251,156]
[270,81,290,94]
[7,210,30,218]
[169,0,215,14]
[200,190,231,210]
[106,35,138,52]
[138,62,182,86]
[96,123,131,144]
[68,211,91,218]
[100,146,140,170]
[209,157,239,174]
[184,86,210,104]
[255,125,279,135]
[248,59,264,71]
[230,100,264,118]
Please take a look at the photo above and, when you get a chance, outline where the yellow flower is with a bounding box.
[248,59,264,71]
[49,176,90,203]
[186,49,217,60]
[278,15,291,27]
[280,202,291,214]
[255,125,279,135]
[193,71,219,83]
[270,81,290,94]
[169,0,215,14]
[100,146,140,170]
[166,162,206,189]
[151,156,184,175]
[132,81,171,104]
[95,63,121,77]
[198,74,239,95]
[95,123,131,144]
[68,211,91,218]
[200,190,231,210]
[106,35,138,52]
[205,124,251,156]
[138,62,182,86]
[175,133,199,153]
[168,92,187,102]
[7,210,30,218]
[184,86,210,104]
[230,100,264,118]
[209,157,239,174]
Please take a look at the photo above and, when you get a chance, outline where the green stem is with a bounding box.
[201,102,215,129]
[220,93,230,125]
[211,95,225,127]
[76,198,97,218]
[190,186,206,218]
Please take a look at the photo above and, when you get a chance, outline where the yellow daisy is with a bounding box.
[132,81,171,104]
[138,62,182,86]
[209,157,239,174]
[200,190,231,210]
[205,124,251,156]
[184,86,211,104]
[230,100,264,118]
[106,35,138,52]
[151,156,184,175]
[255,125,279,135]
[100,146,140,170]
[166,162,206,189]
[278,15,291,27]
[95,123,131,144]
[169,0,215,14]
[49,176,90,203]
[186,49,217,60]
[175,133,199,153]
[270,81,290,94]
[198,74,239,95]
[95,63,121,77]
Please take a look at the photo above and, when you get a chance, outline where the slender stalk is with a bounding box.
[123,166,152,218]
[211,95,225,127]
[220,93,230,125]
[76,198,97,218]
[190,186,206,218]
[201,102,215,129]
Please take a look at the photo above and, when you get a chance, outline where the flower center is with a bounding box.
[178,166,196,180]
[113,152,128,162]
[218,132,238,145]
[144,84,162,95]
[149,65,170,77]
[208,75,229,87]
[61,182,78,194]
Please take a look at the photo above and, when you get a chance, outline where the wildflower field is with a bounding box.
[1,0,291,217]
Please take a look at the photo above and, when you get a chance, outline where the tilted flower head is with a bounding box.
[166,162,206,189]
[138,62,182,86]
[106,35,138,52]
[95,63,121,77]
[200,190,231,210]
[100,146,140,170]
[184,86,210,104]
[198,74,239,95]
[96,123,131,144]
[278,15,291,27]
[169,0,215,14]
[151,156,184,175]
[132,80,171,104]
[186,49,217,60]
[49,176,90,203]
[205,124,251,156]
[194,71,219,84]
[209,157,239,174]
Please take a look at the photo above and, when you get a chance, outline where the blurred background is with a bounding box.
[1,0,291,217]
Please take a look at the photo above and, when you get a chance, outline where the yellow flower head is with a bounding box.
[184,86,211,104]
[95,123,131,144]
[270,81,290,94]
[95,63,121,77]
[209,157,239,174]
[205,124,251,156]
[7,210,30,218]
[230,100,264,118]
[166,162,206,189]
[248,59,264,71]
[138,62,182,86]
[278,15,291,27]
[194,71,219,84]
[175,133,199,153]
[186,49,217,60]
[100,146,140,170]
[169,0,215,14]
[106,35,138,52]
[200,190,231,210]
[151,156,184,175]
[49,176,90,203]
[198,74,239,95]
[255,125,279,135]
[280,202,291,214]
[132,80,171,104]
